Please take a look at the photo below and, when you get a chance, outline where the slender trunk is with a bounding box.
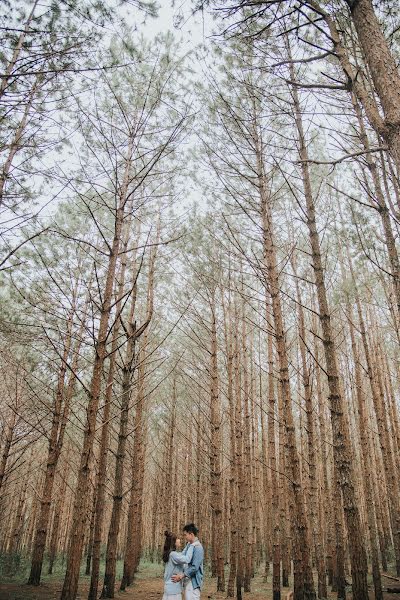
[101,344,134,598]
[310,0,400,171]
[242,317,252,593]
[351,93,400,327]
[61,151,130,600]
[48,471,68,574]
[288,58,368,599]
[259,147,315,600]
[120,334,148,589]
[235,310,244,600]
[348,322,383,599]
[209,291,225,592]
[294,268,327,599]
[88,228,133,600]
[349,258,400,576]
[332,463,346,600]
[223,292,237,598]
[0,415,16,496]
[28,295,76,585]
[267,324,281,600]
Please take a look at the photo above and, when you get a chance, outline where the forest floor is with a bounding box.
[1,561,400,600]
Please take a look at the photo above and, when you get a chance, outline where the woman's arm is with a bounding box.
[170,546,194,565]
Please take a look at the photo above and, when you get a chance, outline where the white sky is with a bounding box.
[134,0,213,51]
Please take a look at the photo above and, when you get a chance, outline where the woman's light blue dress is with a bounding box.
[162,546,194,600]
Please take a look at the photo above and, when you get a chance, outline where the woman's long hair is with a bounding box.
[163,530,177,563]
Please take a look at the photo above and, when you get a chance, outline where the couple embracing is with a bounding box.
[162,523,204,600]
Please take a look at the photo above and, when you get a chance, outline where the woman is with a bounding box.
[162,530,193,600]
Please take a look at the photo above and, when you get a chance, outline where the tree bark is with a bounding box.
[60,141,132,600]
[288,57,369,599]
[209,290,225,592]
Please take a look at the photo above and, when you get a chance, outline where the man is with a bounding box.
[171,523,204,600]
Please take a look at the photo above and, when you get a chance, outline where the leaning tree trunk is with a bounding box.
[308,0,400,172]
[347,0,400,171]
[351,93,400,328]
[0,78,38,206]
[0,413,16,496]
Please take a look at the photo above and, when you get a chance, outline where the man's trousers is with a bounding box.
[184,580,200,600]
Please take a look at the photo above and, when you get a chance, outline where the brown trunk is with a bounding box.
[60,141,132,600]
[259,148,315,600]
[222,291,237,598]
[348,324,383,600]
[315,351,333,589]
[101,333,135,598]
[267,322,281,600]
[350,261,400,576]
[348,0,400,170]
[309,0,400,171]
[85,485,97,577]
[332,464,346,600]
[48,470,68,574]
[28,292,76,585]
[0,414,16,496]
[88,225,133,600]
[340,240,383,599]
[120,332,149,589]
[294,266,327,599]
[288,57,368,599]
[209,291,225,592]
[235,309,245,600]
[351,93,400,327]
[242,316,253,593]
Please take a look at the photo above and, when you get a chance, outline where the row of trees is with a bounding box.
[1,1,400,600]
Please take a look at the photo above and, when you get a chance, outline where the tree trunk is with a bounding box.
[209,291,225,592]
[258,139,315,600]
[348,0,400,170]
[294,267,327,599]
[288,59,369,599]
[28,296,76,585]
[60,154,130,600]
[267,321,281,600]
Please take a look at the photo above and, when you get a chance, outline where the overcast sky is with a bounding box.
[139,0,213,50]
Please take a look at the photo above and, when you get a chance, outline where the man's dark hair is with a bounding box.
[183,523,199,536]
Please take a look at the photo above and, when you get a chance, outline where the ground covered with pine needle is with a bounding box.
[1,562,400,599]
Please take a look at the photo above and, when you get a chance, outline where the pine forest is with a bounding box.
[1,2,400,600]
